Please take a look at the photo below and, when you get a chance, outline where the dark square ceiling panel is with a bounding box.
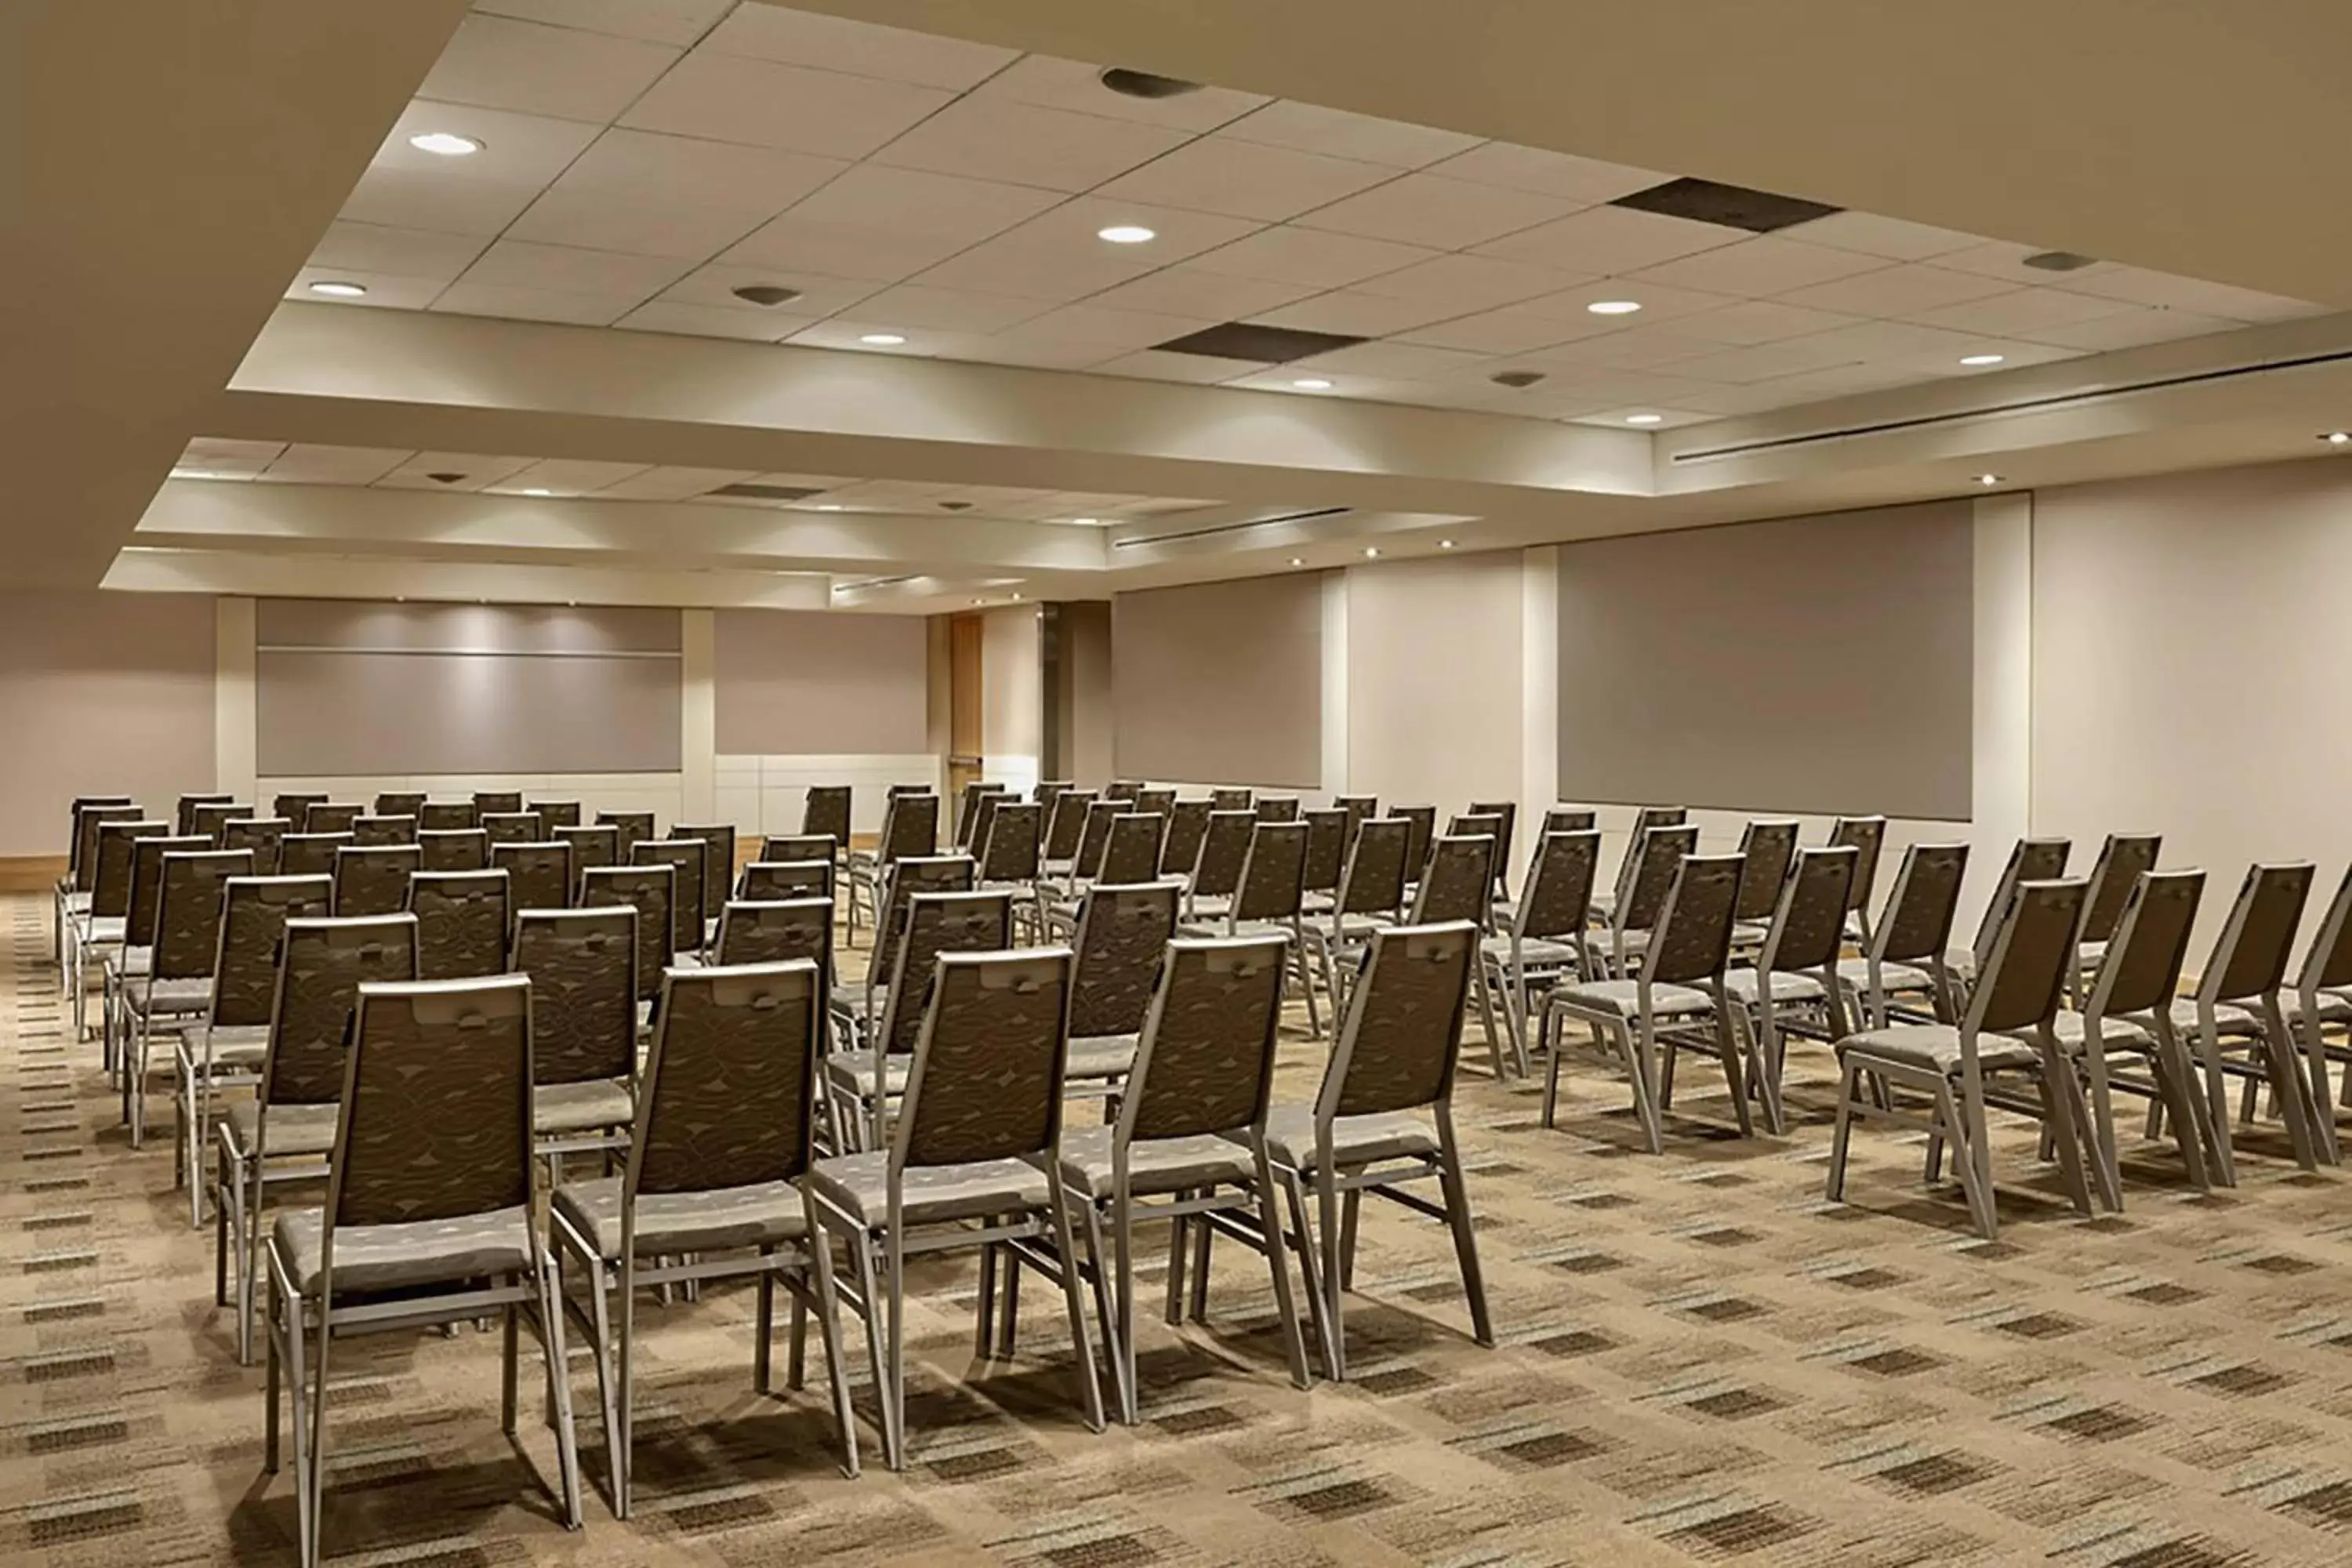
[1152,322,1368,362]
[1611,177,1842,234]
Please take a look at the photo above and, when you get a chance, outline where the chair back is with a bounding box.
[92,819,169,918]
[1100,813,1167,885]
[1105,779,1142,802]
[556,824,620,872]
[1334,795,1378,846]
[328,976,532,1233]
[176,793,235,836]
[1645,855,1744,986]
[1321,923,1478,1120]
[1134,788,1178,825]
[2079,832,2164,947]
[72,803,141,891]
[1189,810,1255,898]
[489,841,572,927]
[634,838,709,955]
[879,890,1014,1058]
[1614,824,1700,935]
[878,791,939,863]
[333,844,420,918]
[1411,834,1495,924]
[1068,880,1181,1039]
[1758,846,1859,977]
[1610,806,1688,902]
[898,949,1073,1170]
[1828,815,1889,916]
[474,790,525,816]
[630,962,823,1200]
[762,833,837,868]
[1969,837,2071,967]
[597,809,655,859]
[513,907,635,1086]
[714,898,833,976]
[278,832,353,880]
[1042,789,1097,862]
[65,797,134,881]
[353,814,418,848]
[1034,780,1071,808]
[1122,936,1290,1144]
[1967,880,2088,1036]
[529,799,583,831]
[1209,787,1252,812]
[263,914,419,1107]
[481,811,544,845]
[211,876,332,1029]
[674,824,739,920]
[1232,821,1309,923]
[1732,818,1801,922]
[1872,843,1971,964]
[305,803,364,835]
[1543,806,1598,837]
[2201,862,2315,1005]
[272,793,328,828]
[742,858,834,902]
[800,785,852,848]
[1159,798,1214,878]
[2088,870,2205,1020]
[222,816,289,874]
[578,864,674,1001]
[153,848,253,979]
[1517,829,1602,942]
[420,828,490,873]
[887,781,932,798]
[408,869,510,980]
[190,800,250,845]
[1467,800,1519,891]
[1392,804,1437,883]
[1072,798,1121,878]
[952,782,1001,850]
[419,801,477,832]
[978,800,1043,883]
[1301,809,1348,895]
[128,835,209,947]
[1254,796,1301,823]
[373,792,426,822]
[1337,818,1413,920]
[873,855,976,978]
[2300,865,2352,995]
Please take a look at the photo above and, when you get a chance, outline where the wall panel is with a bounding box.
[1113,573,1323,788]
[713,608,927,756]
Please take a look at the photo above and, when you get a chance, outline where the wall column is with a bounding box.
[1319,570,1349,797]
[1520,546,1559,822]
[215,596,258,806]
[680,608,716,822]
[1968,492,2034,916]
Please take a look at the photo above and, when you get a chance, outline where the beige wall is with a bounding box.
[1113,573,1323,788]
[1346,551,1524,810]
[0,590,216,855]
[713,607,927,755]
[982,604,1043,777]
[1053,601,1114,789]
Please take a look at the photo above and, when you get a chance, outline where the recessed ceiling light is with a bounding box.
[1097,225,1156,245]
[308,280,367,298]
[1291,377,1333,390]
[408,132,482,157]
[1363,546,1380,558]
[1624,412,1664,426]
[521,488,553,496]
[1976,474,2002,486]
[971,598,987,606]
[1288,557,1305,567]
[2324,431,2351,445]
[1959,353,2006,366]
[858,332,906,346]
[816,503,844,510]
[1010,592,1023,601]
[1438,539,1455,549]
[1587,299,1642,315]
[1067,517,1100,525]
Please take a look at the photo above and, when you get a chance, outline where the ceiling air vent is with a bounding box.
[2024,250,2099,272]
[1112,505,1352,549]
[1490,369,1547,388]
[1101,67,1200,99]
[710,482,824,501]
[1611,176,1841,233]
[426,471,466,485]
[731,283,801,306]
[1152,322,1367,362]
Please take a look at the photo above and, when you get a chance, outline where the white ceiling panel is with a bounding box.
[1185,227,1436,287]
[2027,307,2240,351]
[848,283,1054,332]
[934,336,1108,370]
[1422,142,1666,203]
[912,234,1164,302]
[1784,210,1981,260]
[971,56,1268,131]
[1773,262,2016,318]
[760,163,1061,241]
[1349,252,1589,311]
[430,281,645,325]
[651,262,880,317]
[1928,239,2121,285]
[1092,349,1265,384]
[1571,405,1714,430]
[783,319,996,358]
[1246,289,1468,337]
[615,300,815,340]
[1296,171,1578,249]
[470,0,734,47]
[373,101,603,185]
[989,196,1262,264]
[544,129,846,210]
[459,239,695,296]
[1622,236,1893,298]
[716,216,958,281]
[1474,203,1742,273]
[1081,268,1318,320]
[336,167,547,239]
[503,190,776,260]
[866,96,1191,192]
[1912,285,2143,337]
[184,437,290,462]
[377,452,541,490]
[284,267,447,310]
[2046,267,2325,322]
[1287,339,1494,379]
[1670,299,1865,345]
[490,458,655,494]
[698,5,1018,88]
[1000,303,1212,352]
[1091,137,1394,222]
[419,13,681,121]
[1514,278,1734,325]
[591,464,760,499]
[1217,100,1481,169]
[307,223,491,286]
[257,445,415,485]
[619,50,956,157]
[1394,305,1593,354]
[1522,326,1726,372]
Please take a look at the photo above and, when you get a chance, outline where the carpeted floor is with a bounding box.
[9,891,2352,1566]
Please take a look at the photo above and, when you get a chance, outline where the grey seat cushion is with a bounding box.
[123,975,212,1014]
[1065,1033,1138,1083]
[1722,969,1828,1005]
[1484,935,1581,968]
[82,917,125,944]
[2132,997,2262,1038]
[113,946,153,979]
[808,1151,1048,1228]
[64,891,91,913]
[1261,1105,1436,1174]
[179,1022,268,1070]
[274,1203,535,1298]
[1835,1025,2040,1075]
[824,1050,913,1099]
[223,1099,338,1158]
[554,1175,808,1259]
[1835,956,1938,995]
[2275,990,2352,1026]
[1549,977,1716,1018]
[1058,1127,1254,1200]
[2048,1011,2156,1051]
[534,1077,633,1136]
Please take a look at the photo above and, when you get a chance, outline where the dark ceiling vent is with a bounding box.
[938,499,974,511]
[1490,368,1547,388]
[710,481,824,501]
[1100,67,1201,99]
[426,471,466,485]
[731,283,801,306]
[1611,176,1841,233]
[2024,249,2099,272]
[1152,322,1368,363]
[1112,505,1352,549]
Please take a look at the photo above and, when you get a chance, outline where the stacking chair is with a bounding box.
[551,960,856,1515]
[1134,787,1178,825]
[1392,805,1436,891]
[531,799,583,830]
[1726,818,1801,949]
[829,890,1011,1151]
[1105,779,1142,802]
[741,859,834,902]
[73,817,167,1040]
[1720,846,1858,1135]
[1482,829,1601,1076]
[191,800,252,845]
[1298,808,1348,916]
[1467,800,1519,902]
[1265,923,1490,1383]
[408,869,510,980]
[951,781,1007,851]
[1333,794,1378,844]
[2071,832,2164,1001]
[121,848,252,1147]
[713,898,833,973]
[579,865,673,1011]
[846,792,938,943]
[1062,935,1308,1422]
[1209,787,1252,812]
[967,792,1007,866]
[332,844,419,918]
[474,789,526,816]
[761,833,838,869]
[1830,815,1889,944]
[809,947,1104,1471]
[419,826,490,872]
[555,824,620,880]
[1950,837,2071,998]
[801,785,852,859]
[1099,812,1166,885]
[597,809,655,859]
[515,908,639,1177]
[1299,818,1413,1023]
[1183,809,1254,921]
[104,833,208,1070]
[1254,796,1301,823]
[482,810,545,846]
[2283,866,2352,1165]
[223,816,289,874]
[673,822,739,939]
[633,837,709,960]
[351,813,417,848]
[263,975,583,1566]
[1056,799,1121,893]
[1034,779,1072,808]
[1039,789,1098,884]
[1543,855,1744,1152]
[177,792,237,835]
[1827,879,2092,1239]
[1060,880,1182,1102]
[1158,797,1214,882]
[418,800,477,832]
[279,833,352,880]
[886,781,934,800]
[372,791,426,821]
[1417,831,1499,925]
[976,800,1046,935]
[1590,806,1690,925]
[1835,844,1972,1027]
[495,840,574,923]
[216,914,419,1363]
[273,793,328,827]
[177,874,332,1224]
[303,803,363,835]
[1180,822,1318,1036]
[56,799,136,971]
[860,855,977,1038]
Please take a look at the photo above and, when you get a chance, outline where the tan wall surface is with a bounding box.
[1113,572,1323,788]
[1347,552,1524,810]
[714,608,928,756]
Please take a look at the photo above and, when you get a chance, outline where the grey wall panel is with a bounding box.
[1113,572,1322,788]
[713,608,927,755]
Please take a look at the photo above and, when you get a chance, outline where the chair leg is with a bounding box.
[754,1266,775,1395]
[1619,1018,1664,1155]
[883,1230,908,1468]
[305,1289,332,1568]
[1474,966,1506,1080]
[845,1225,898,1470]
[1292,930,1323,1040]
[1076,1200,1126,1425]
[2147,1044,2209,1193]
[1337,1189,1360,1294]
[1108,1199,1139,1423]
[1713,1013,1754,1138]
[1250,1150,1311,1391]
[501,1301,521,1435]
[1314,1171,1348,1383]
[1540,1007,1567,1129]
[1044,1171,1107,1434]
[806,1229,861,1479]
[1279,1170,1337,1382]
[571,1248,624,1518]
[2038,1060,2096,1217]
[1436,1122,1493,1347]
[1185,1197,1212,1324]
[534,1257,584,1530]
[1942,1083,1998,1240]
[283,1281,315,1568]
[1824,1058,1859,1203]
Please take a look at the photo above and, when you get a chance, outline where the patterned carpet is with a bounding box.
[9,891,2352,1566]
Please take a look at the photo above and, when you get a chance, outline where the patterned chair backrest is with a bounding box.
[420,828,491,873]
[1646,855,1744,987]
[887,781,931,798]
[1873,843,1970,964]
[555,824,620,872]
[631,961,822,1200]
[419,801,477,832]
[1254,796,1301,823]
[1209,787,1253,812]
[128,835,209,947]
[1042,790,1097,862]
[1759,847,1859,976]
[1543,806,1599,837]
[481,811,544,845]
[473,791,524,817]
[1321,923,1477,1120]
[1134,789,1178,825]
[1073,799,1122,878]
[152,849,253,980]
[221,816,289,875]
[1232,822,1308,924]
[880,890,1014,1058]
[1099,814,1166,886]
[674,825,739,920]
[1828,815,1889,916]
[1334,795,1378,844]
[1732,819,1802,923]
[597,810,655,859]
[176,793,235,836]
[407,869,510,980]
[353,814,418,848]
[2089,869,2205,1019]
[1615,825,1700,935]
[1301,809,1348,895]
[2079,832,2164,947]
[333,844,421,919]
[190,800,250,846]
[1122,935,1290,1144]
[373,792,427,821]
[1411,834,1496,925]
[211,876,332,1029]
[1969,880,2087,1036]
[762,833,839,868]
[880,792,939,863]
[1068,880,1181,1039]
[1610,806,1689,907]
[978,801,1043,884]
[578,864,673,1001]
[1467,800,1519,887]
[898,949,1073,1171]
[1517,829,1602,942]
[741,858,834,902]
[1338,818,1413,920]
[1190,811,1255,900]
[1105,780,1142,802]
[2201,862,2314,1005]
[800,785,851,847]
[2300,864,2352,994]
[1393,805,1436,880]
[529,800,583,831]
[714,898,833,975]
[953,782,1002,850]
[328,975,532,1232]
[72,803,140,891]
[263,914,419,1107]
[1159,798,1214,878]
[271,793,328,828]
[1969,837,2071,969]
[513,907,635,1086]
[304,803,364,835]
[93,820,169,918]
[873,855,975,977]
[278,832,353,880]
[633,838,709,954]
[1034,780,1071,808]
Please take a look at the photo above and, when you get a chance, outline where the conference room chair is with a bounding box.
[713,896,833,972]
[1209,787,1253,812]
[1946,837,2071,1000]
[1182,808,1254,922]
[1439,815,1505,931]
[407,869,510,980]
[800,783,852,886]
[531,798,583,830]
[809,946,1104,1472]
[372,790,426,822]
[579,864,674,1014]
[481,810,545,845]
[829,889,1011,1152]
[419,826,489,873]
[1827,877,2091,1240]
[332,844,419,919]
[1266,922,1491,1384]
[1545,853,1744,1152]
[474,789,525,817]
[1099,811,1167,886]
[1391,805,1436,895]
[740,858,833,902]
[1058,880,1183,1104]
[303,803,363,835]
[597,809,655,860]
[1297,808,1348,916]
[761,833,839,873]
[967,790,1006,869]
[1053,798,1120,904]
[550,959,856,1517]
[176,791,237,835]
[1157,797,1214,882]
[975,799,1046,936]
[1589,806,1689,926]
[1105,779,1142,802]
[1582,824,1697,982]
[515,907,640,1181]
[104,833,208,1073]
[272,793,328,828]
[418,800,477,832]
[1034,779,1072,809]
[1719,844,1857,1135]
[1131,786,1174,825]
[263,974,583,1568]
[1829,815,1889,945]
[1834,842,1971,1029]
[1482,828,1601,1077]
[554,824,619,883]
[1465,800,1519,902]
[858,855,975,1040]
[2279,863,2352,1164]
[845,790,938,944]
[2071,831,2164,1003]
[632,837,709,961]
[55,797,135,969]
[216,913,419,1363]
[673,822,738,937]
[1038,788,1098,885]
[950,779,1007,852]
[1493,807,1595,927]
[118,847,251,1148]
[190,800,251,845]
[1333,793,1378,845]
[1180,821,1316,1036]
[492,841,568,934]
[222,815,289,874]
[1726,818,1801,950]
[73,817,166,1040]
[1299,817,1413,1026]
[1254,795,1301,823]
[351,813,417,848]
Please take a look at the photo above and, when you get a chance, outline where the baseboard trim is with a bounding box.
[0,855,67,894]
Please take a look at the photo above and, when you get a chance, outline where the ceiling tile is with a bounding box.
[593,465,762,499]
[720,165,1062,277]
[1245,289,1467,337]
[1781,210,1982,260]
[503,190,775,260]
[470,0,734,47]
[1521,326,1726,372]
[783,320,997,358]
[615,300,815,340]
[257,445,415,485]
[1217,101,1481,168]
[308,222,489,285]
[1092,349,1268,383]
[1904,338,2085,375]
[184,437,290,462]
[1474,203,1741,273]
[1422,142,1667,202]
[868,96,1191,192]
[2045,266,2324,322]
[491,458,655,495]
[1081,268,1319,319]
[1220,369,1414,399]
[1912,286,2144,337]
[1091,137,1394,221]
[913,234,1162,303]
[1514,278,1735,324]
[999,303,1214,352]
[1186,227,1436,287]
[1774,262,2016,318]
[419,14,681,122]
[719,217,959,281]
[2027,307,2240,351]
[849,283,1054,332]
[337,167,546,238]
[697,5,1018,87]
[935,337,1111,370]
[989,197,1261,265]
[1667,333,1879,384]
[1622,236,1892,297]
[1737,361,1929,404]
[620,50,955,157]
[1294,172,1578,249]
[372,100,602,186]
[284,267,445,310]
[430,281,642,325]
[1671,299,1866,345]
[546,129,845,209]
[971,56,1268,131]
[1928,239,2122,285]
[459,239,695,296]
[1570,406,1713,430]
[1393,306,1591,354]
[1349,252,1588,310]
[653,262,881,315]
[1790,318,1992,362]
[376,452,541,490]
[1287,339,1494,379]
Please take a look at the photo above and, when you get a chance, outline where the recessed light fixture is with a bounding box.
[1097,224,1156,245]
[1976,474,2002,486]
[1959,353,2006,366]
[1291,377,1333,390]
[1624,412,1664,426]
[308,280,367,298]
[1587,299,1642,315]
[521,488,553,496]
[408,131,482,157]
[971,598,987,607]
[1010,592,1023,601]
[2324,431,2351,445]
[1363,546,1381,558]
[1067,517,1100,525]
[1438,539,1456,549]
[858,332,906,346]
[816,503,844,510]
[1288,557,1305,567]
